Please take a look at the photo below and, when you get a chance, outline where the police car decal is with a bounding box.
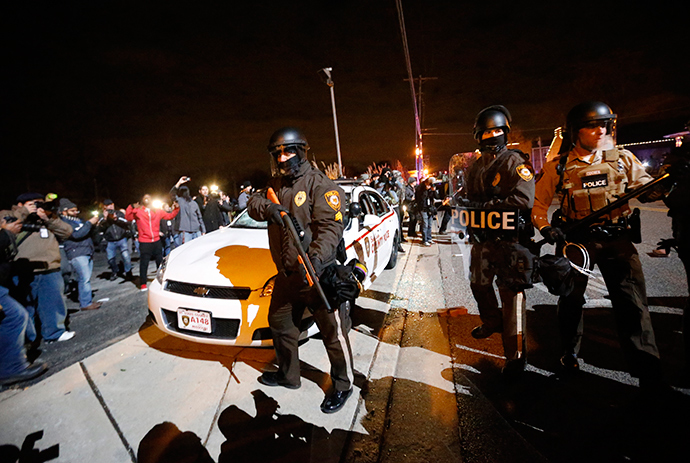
[516,164,534,181]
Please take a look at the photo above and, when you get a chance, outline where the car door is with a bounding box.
[362,190,395,276]
[342,187,375,286]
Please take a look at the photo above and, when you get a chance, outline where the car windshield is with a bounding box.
[230,210,267,229]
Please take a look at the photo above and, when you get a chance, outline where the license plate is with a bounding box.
[177,309,212,334]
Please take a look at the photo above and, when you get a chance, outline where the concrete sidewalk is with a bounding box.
[0,235,539,463]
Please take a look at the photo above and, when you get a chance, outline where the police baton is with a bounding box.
[536,172,671,247]
[266,187,332,313]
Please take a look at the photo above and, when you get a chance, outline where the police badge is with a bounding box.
[294,191,307,207]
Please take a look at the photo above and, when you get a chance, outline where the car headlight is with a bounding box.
[260,275,277,297]
[156,256,169,285]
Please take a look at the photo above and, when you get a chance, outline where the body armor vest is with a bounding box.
[559,149,629,222]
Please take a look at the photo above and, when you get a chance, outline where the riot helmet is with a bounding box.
[561,101,617,152]
[473,105,512,154]
[267,127,310,177]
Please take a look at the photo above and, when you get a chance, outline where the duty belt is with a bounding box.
[568,219,630,242]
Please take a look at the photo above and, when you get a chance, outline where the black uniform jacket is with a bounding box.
[247,162,345,275]
[466,148,534,211]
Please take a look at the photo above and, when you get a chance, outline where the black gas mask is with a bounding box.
[479,133,507,154]
[271,145,305,178]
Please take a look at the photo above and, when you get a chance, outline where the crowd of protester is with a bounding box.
[0,176,249,386]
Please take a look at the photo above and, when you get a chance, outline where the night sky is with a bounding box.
[3,1,689,209]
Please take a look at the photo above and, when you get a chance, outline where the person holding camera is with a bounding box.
[98,199,133,281]
[10,193,75,343]
[202,188,235,233]
[0,216,48,386]
[60,198,101,311]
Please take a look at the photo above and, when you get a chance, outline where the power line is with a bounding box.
[395,0,423,174]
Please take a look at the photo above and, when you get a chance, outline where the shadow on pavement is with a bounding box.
[0,430,59,463]
[448,302,690,462]
[137,390,351,463]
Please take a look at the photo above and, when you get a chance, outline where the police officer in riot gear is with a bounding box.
[247,127,355,414]
[533,101,664,389]
[464,105,536,377]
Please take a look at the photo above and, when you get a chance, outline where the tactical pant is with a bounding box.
[470,241,527,361]
[558,235,661,381]
[268,271,354,391]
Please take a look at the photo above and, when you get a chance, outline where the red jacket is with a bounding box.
[125,205,179,243]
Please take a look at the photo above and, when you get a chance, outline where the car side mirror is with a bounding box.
[349,202,362,218]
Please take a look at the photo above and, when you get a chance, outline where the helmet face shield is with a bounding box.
[473,105,512,141]
[267,127,310,177]
[473,105,512,154]
[269,145,301,159]
[563,101,617,151]
[269,144,306,178]
[267,127,309,152]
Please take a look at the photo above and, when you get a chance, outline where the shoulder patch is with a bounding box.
[516,164,534,181]
[324,190,341,211]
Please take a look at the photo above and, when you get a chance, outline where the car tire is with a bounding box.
[385,232,399,269]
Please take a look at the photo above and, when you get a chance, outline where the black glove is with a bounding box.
[266,203,288,225]
[541,226,566,245]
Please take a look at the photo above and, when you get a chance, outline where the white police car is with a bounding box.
[147,182,400,346]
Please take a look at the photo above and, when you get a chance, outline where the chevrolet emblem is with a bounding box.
[193,286,210,297]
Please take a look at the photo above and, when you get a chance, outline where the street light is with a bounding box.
[318,67,343,178]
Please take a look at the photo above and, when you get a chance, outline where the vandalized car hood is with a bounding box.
[163,227,277,290]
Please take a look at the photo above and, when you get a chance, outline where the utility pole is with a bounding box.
[404,75,437,129]
[318,67,343,178]
[403,75,437,175]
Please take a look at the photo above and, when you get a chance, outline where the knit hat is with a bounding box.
[59,198,77,211]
